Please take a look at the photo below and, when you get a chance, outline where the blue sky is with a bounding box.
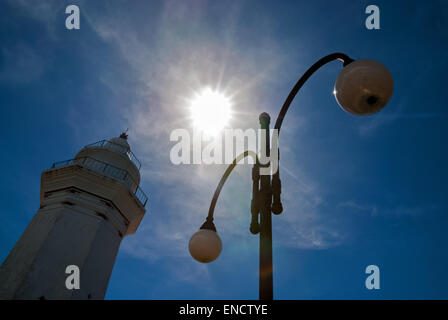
[1,0,448,299]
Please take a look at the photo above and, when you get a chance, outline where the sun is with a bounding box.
[190,87,232,137]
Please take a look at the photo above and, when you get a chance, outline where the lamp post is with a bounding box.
[189,53,394,300]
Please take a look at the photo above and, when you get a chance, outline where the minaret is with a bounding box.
[0,133,147,300]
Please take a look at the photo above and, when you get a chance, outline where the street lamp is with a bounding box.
[189,53,394,299]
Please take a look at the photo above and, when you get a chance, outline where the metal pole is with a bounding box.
[259,112,273,300]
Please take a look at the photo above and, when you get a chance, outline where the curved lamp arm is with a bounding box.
[274,52,353,133]
[200,150,258,231]
[270,52,354,214]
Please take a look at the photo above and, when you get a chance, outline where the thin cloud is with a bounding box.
[6,0,65,38]
[359,112,446,137]
[338,200,438,217]
[78,1,346,272]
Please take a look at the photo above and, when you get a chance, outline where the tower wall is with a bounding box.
[0,188,125,300]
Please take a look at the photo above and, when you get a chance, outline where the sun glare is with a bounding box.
[190,88,232,137]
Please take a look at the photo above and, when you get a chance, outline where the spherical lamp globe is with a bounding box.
[334,59,393,116]
[189,229,222,263]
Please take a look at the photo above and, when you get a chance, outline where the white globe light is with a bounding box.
[334,59,393,116]
[189,229,222,263]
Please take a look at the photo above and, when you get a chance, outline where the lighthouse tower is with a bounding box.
[0,133,147,300]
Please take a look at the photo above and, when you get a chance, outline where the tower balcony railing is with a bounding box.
[51,156,148,207]
[84,140,142,170]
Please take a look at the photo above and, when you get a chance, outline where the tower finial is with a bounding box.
[120,128,129,140]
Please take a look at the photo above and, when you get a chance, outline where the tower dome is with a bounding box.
[74,133,141,193]
[108,136,130,150]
